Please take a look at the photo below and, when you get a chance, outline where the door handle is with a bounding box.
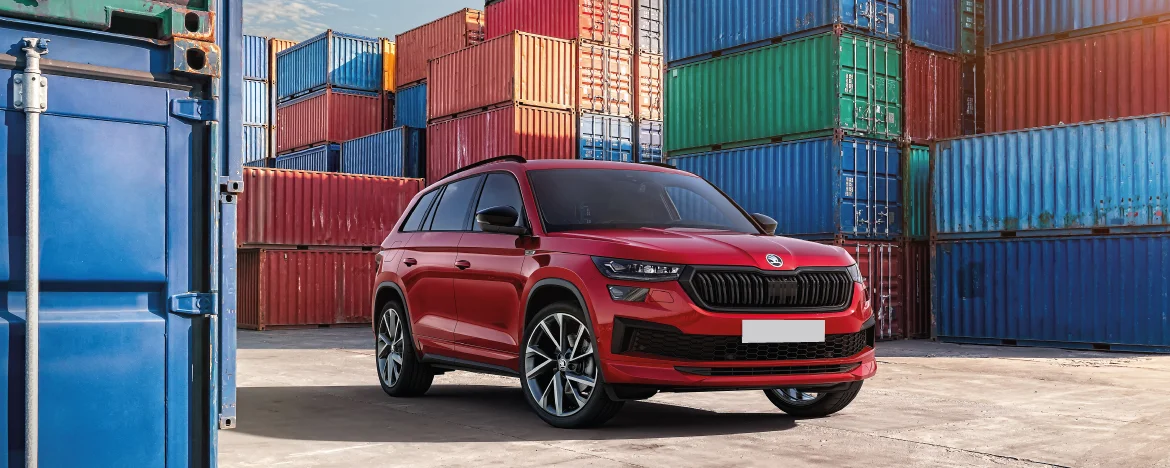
[454,260,471,270]
[403,258,418,267]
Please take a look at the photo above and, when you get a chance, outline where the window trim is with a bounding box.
[470,171,530,235]
[425,174,487,233]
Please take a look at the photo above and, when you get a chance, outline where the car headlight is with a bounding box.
[846,263,865,284]
[592,257,682,282]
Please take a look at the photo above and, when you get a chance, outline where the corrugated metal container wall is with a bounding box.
[986,0,1170,49]
[580,114,635,162]
[985,22,1170,133]
[427,105,577,182]
[274,144,342,172]
[244,34,270,80]
[960,0,985,56]
[580,43,634,116]
[276,30,383,100]
[961,56,986,135]
[243,79,271,126]
[243,125,269,165]
[238,167,423,247]
[341,127,426,178]
[638,120,664,162]
[382,38,396,91]
[665,0,903,64]
[638,0,664,55]
[902,240,931,339]
[396,8,486,86]
[822,239,905,340]
[933,114,1170,238]
[904,145,930,240]
[485,0,634,50]
[904,45,961,142]
[636,53,663,120]
[270,38,298,82]
[429,32,577,120]
[276,88,383,153]
[672,137,903,239]
[907,0,959,54]
[245,159,273,168]
[933,235,1170,352]
[395,82,427,128]
[237,250,377,330]
[665,32,903,154]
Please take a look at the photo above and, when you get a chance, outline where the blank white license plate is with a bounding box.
[742,320,825,343]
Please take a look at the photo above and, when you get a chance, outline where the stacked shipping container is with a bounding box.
[244,35,273,166]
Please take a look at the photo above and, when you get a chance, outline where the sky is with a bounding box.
[244,0,483,41]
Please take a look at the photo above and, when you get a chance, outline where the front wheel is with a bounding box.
[764,381,864,418]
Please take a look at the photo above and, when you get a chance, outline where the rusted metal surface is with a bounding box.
[172,38,220,77]
[904,45,961,143]
[427,105,576,183]
[635,53,663,120]
[237,249,377,330]
[395,8,485,87]
[276,88,383,154]
[486,0,634,50]
[819,238,905,341]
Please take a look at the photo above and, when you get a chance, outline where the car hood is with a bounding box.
[549,228,854,270]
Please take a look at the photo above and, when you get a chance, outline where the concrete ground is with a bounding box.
[221,328,1170,468]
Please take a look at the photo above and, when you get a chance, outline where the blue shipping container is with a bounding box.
[275,144,342,172]
[933,235,1170,353]
[580,114,635,162]
[907,0,959,54]
[243,124,269,164]
[934,114,1170,239]
[987,0,1170,48]
[673,137,902,239]
[394,82,427,128]
[244,158,273,168]
[666,0,902,64]
[244,34,269,80]
[277,30,382,101]
[0,9,237,467]
[637,120,663,163]
[243,78,270,126]
[341,127,425,178]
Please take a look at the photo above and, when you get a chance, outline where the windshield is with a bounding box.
[528,169,760,234]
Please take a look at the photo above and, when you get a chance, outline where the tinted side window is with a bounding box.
[428,176,484,231]
[401,190,440,232]
[473,173,525,231]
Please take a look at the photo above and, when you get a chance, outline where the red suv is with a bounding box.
[372,157,876,428]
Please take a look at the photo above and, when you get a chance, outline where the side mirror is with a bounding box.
[751,213,778,235]
[476,206,528,235]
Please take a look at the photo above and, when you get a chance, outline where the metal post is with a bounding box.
[16,37,48,468]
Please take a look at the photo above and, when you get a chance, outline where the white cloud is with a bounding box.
[244,0,351,41]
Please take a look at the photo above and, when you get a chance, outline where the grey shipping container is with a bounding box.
[637,120,663,163]
[244,34,270,80]
[341,127,425,178]
[274,144,342,172]
[637,0,664,55]
[395,82,427,128]
[580,113,635,162]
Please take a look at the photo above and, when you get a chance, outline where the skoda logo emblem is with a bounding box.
[765,254,784,268]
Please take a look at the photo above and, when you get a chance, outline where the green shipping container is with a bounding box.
[665,31,902,154]
[904,145,930,240]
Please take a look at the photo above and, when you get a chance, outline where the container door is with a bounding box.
[839,139,901,237]
[0,23,214,467]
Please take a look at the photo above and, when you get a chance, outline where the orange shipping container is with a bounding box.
[427,105,576,183]
[428,32,576,120]
[580,43,634,117]
[635,53,663,120]
[395,8,485,87]
[485,0,633,51]
[381,38,397,91]
[238,249,377,330]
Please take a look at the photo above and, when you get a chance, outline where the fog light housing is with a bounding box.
[608,285,649,302]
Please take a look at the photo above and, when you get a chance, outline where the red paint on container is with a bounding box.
[485,0,634,50]
[238,167,423,247]
[820,239,905,341]
[276,88,383,154]
[635,53,663,120]
[580,43,634,116]
[395,8,486,87]
[904,45,961,143]
[427,105,576,183]
[428,32,576,120]
[238,249,377,330]
[902,240,930,339]
[986,22,1170,133]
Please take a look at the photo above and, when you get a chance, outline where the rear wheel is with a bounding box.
[764,381,864,418]
[376,301,433,397]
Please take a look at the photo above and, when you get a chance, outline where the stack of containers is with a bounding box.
[484,0,638,164]
[932,2,1170,352]
[243,35,273,167]
[275,30,384,171]
[268,38,299,167]
[665,0,910,340]
[394,8,485,129]
[381,38,397,130]
[635,0,664,163]
[237,168,424,329]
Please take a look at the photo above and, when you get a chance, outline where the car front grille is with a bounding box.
[675,364,861,377]
[624,327,870,362]
[684,269,853,312]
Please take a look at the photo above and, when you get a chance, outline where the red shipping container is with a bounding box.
[276,88,383,154]
[580,43,634,116]
[428,32,576,120]
[427,105,576,182]
[395,8,485,87]
[986,21,1170,133]
[635,53,663,120]
[238,249,377,330]
[904,45,961,143]
[902,240,931,339]
[819,239,905,341]
[238,167,423,247]
[485,0,634,51]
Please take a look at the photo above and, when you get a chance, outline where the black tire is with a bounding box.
[521,301,624,428]
[376,300,434,397]
[764,381,864,418]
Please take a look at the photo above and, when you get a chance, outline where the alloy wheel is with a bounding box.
[524,313,597,417]
[769,388,824,406]
[376,308,405,388]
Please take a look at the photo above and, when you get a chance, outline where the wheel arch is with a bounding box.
[523,278,596,334]
[374,281,408,331]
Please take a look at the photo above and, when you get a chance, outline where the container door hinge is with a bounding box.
[170,292,218,316]
[171,98,217,122]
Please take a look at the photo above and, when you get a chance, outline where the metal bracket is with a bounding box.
[170,292,218,316]
[13,73,48,112]
[171,98,217,122]
[219,176,243,194]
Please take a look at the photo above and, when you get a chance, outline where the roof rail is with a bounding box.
[440,155,527,181]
